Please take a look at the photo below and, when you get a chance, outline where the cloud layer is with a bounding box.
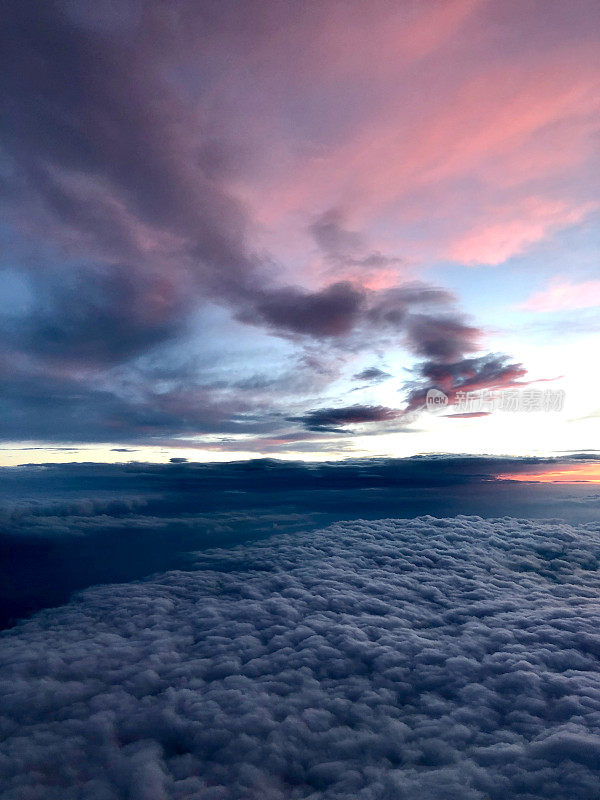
[2,515,600,798]
[2,455,599,630]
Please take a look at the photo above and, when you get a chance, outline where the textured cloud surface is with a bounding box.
[2,515,600,798]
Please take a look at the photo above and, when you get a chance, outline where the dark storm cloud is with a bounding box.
[2,515,600,798]
[291,404,401,432]
[243,280,456,344]
[1,1,250,275]
[422,353,529,390]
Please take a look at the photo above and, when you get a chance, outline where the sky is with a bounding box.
[1,0,599,463]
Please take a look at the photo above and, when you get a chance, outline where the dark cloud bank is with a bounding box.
[3,515,600,799]
[291,405,401,432]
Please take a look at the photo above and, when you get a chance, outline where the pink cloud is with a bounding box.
[230,5,599,271]
[520,278,600,312]
[449,199,597,265]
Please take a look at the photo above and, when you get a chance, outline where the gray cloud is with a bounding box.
[309,208,405,273]
[404,313,480,361]
[291,404,401,432]
[366,285,454,329]
[309,208,364,258]
[353,367,392,383]
[243,282,366,338]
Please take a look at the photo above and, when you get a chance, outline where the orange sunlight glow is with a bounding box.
[499,464,600,484]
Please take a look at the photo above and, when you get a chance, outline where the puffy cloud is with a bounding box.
[2,515,600,797]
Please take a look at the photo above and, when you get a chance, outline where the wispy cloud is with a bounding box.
[520,278,600,313]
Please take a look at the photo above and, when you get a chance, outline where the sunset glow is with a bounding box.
[499,464,600,483]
